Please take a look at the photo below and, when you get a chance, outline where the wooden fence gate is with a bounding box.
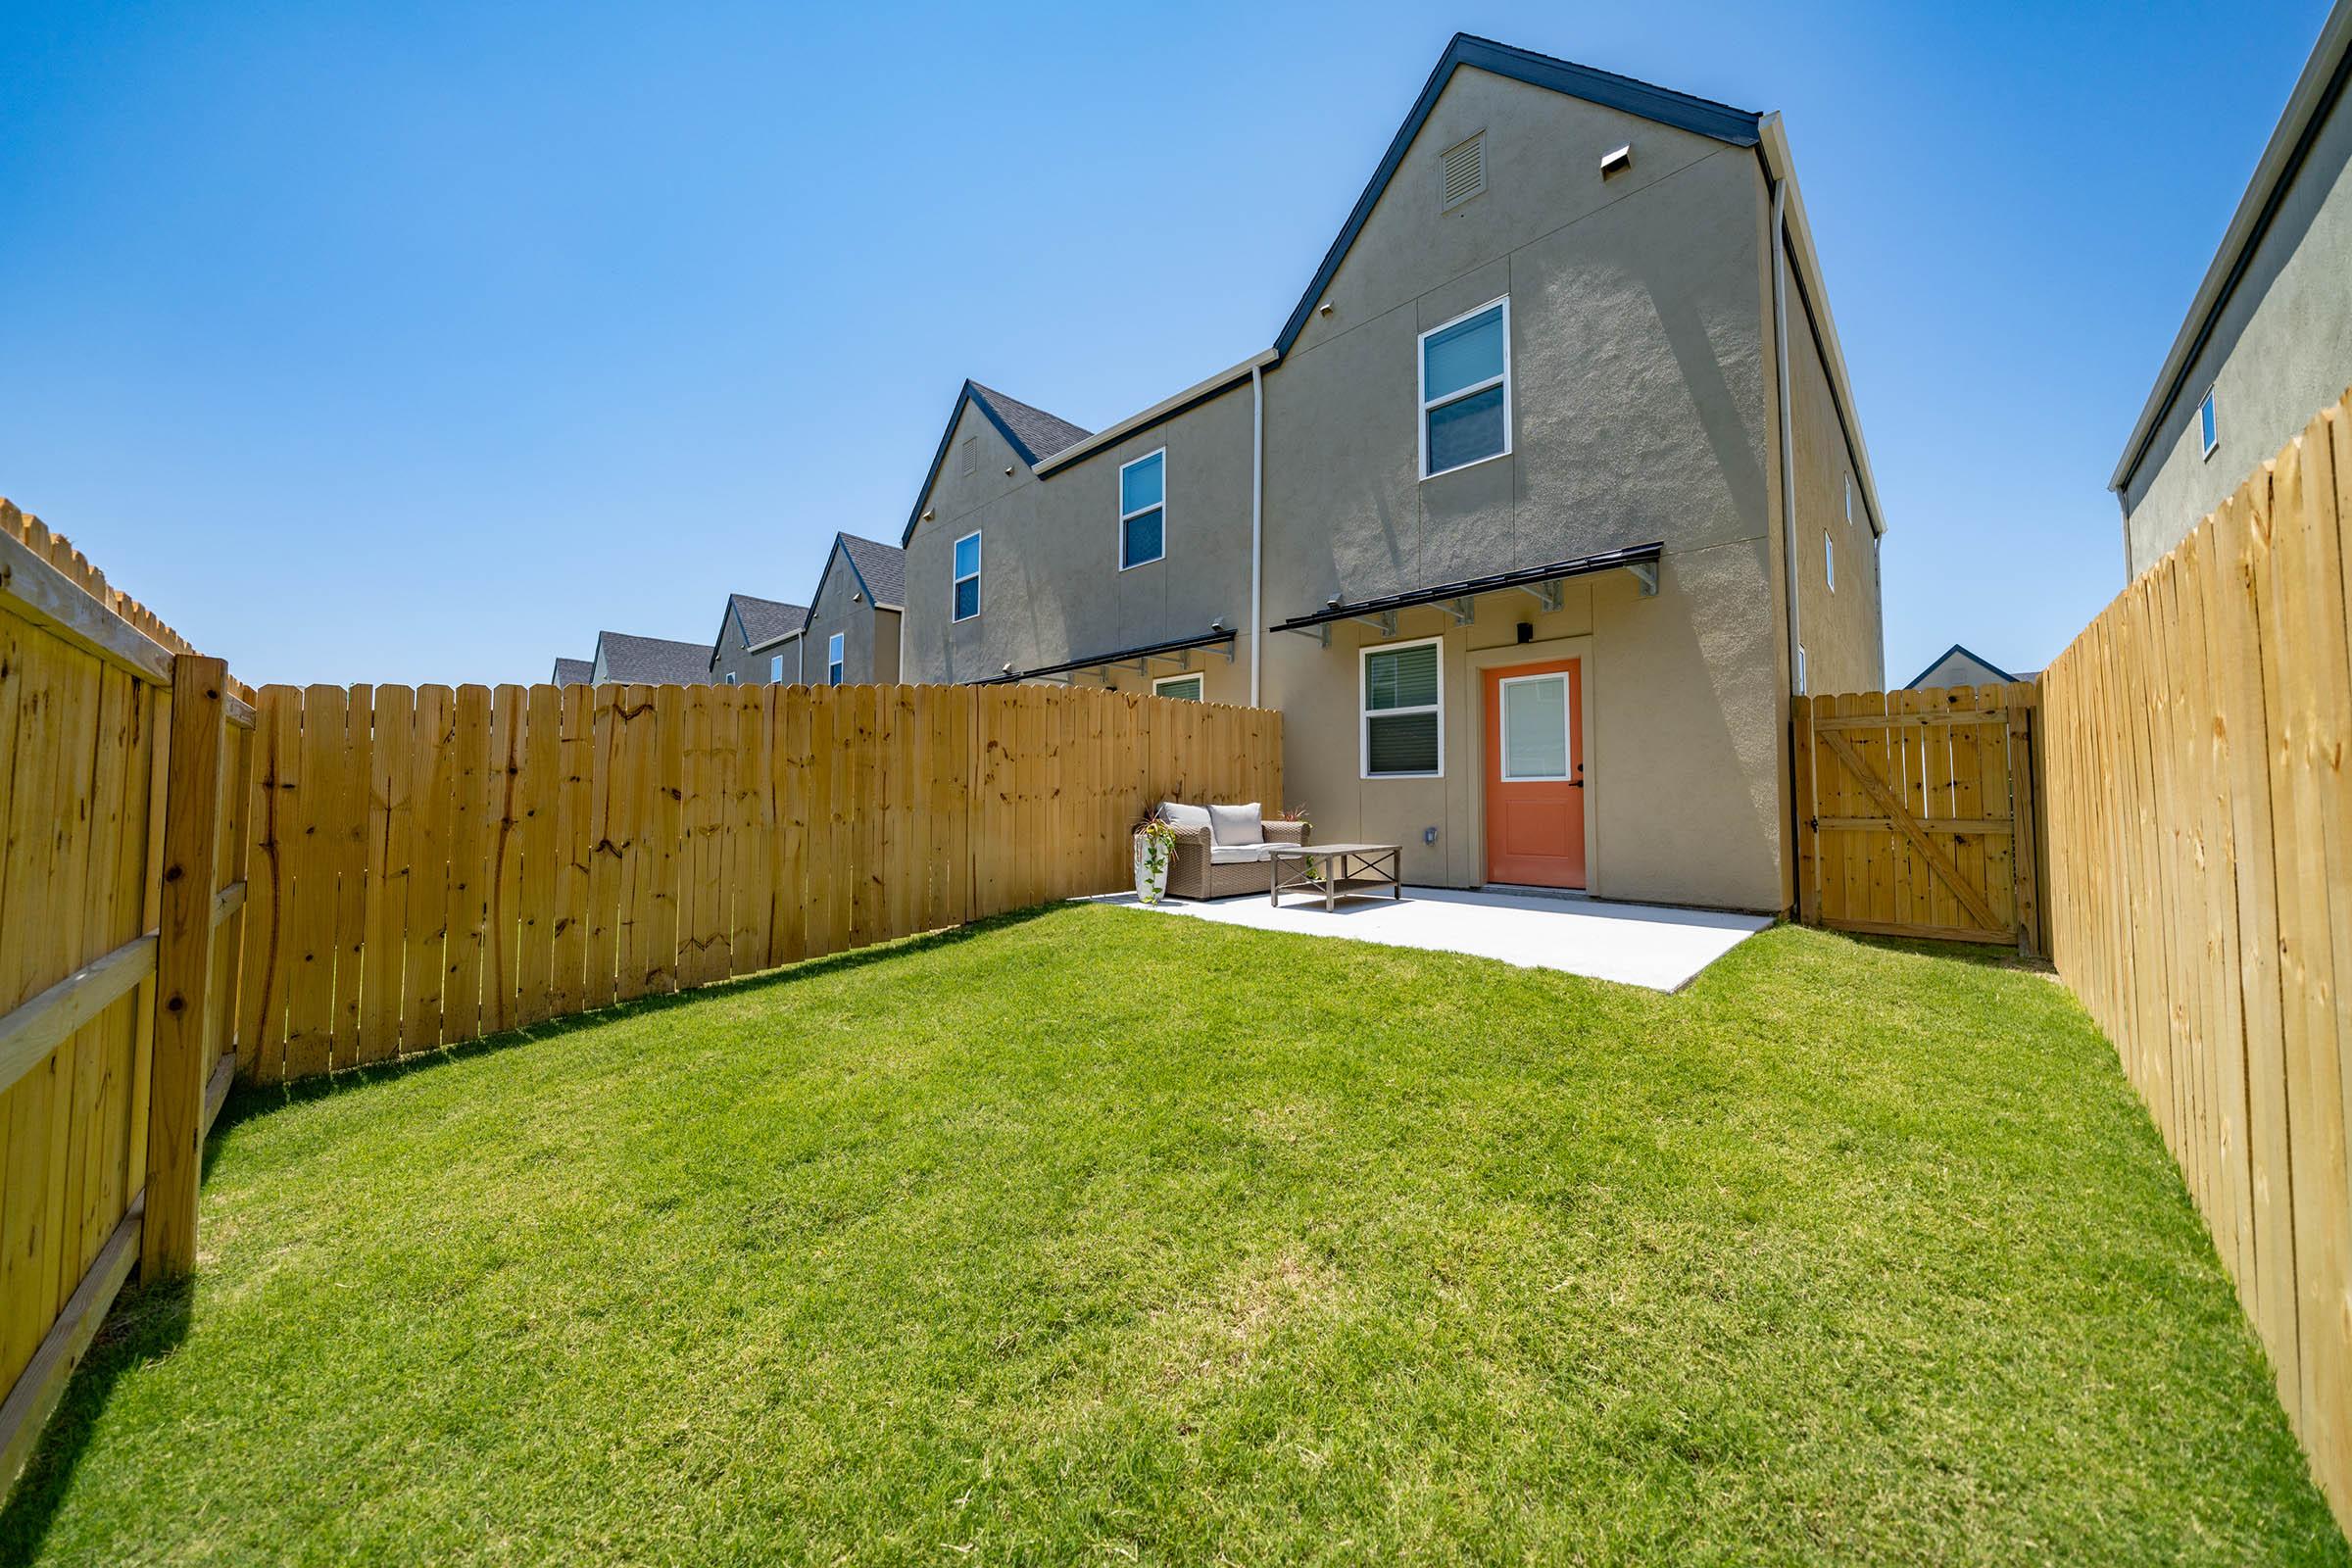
[1792,682,2043,953]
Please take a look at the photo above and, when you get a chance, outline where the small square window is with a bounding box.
[827,632,845,686]
[1152,672,1202,702]
[1119,450,1166,568]
[952,531,981,622]
[2199,388,2219,459]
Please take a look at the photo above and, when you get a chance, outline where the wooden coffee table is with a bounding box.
[1268,843,1403,910]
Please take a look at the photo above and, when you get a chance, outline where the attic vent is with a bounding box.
[1441,132,1485,209]
[959,436,977,475]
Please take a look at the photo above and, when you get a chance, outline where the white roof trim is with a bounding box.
[1034,349,1277,475]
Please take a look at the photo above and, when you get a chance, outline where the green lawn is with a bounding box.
[4,907,2344,1565]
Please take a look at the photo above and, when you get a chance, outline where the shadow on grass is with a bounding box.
[207,906,1058,1149]
[0,1277,193,1564]
[1832,927,2057,977]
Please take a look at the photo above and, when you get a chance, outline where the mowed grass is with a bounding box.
[4,907,2344,1566]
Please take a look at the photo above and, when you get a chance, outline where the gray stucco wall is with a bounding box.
[1785,276,1885,697]
[805,550,902,686]
[904,386,1256,685]
[2121,75,2352,575]
[1266,68,1788,909]
[710,606,804,686]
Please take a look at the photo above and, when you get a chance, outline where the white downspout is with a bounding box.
[1770,173,1801,694]
[1250,363,1264,709]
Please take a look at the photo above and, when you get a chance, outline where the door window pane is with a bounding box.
[1501,675,1569,779]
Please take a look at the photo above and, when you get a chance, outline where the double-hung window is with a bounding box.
[827,632,845,685]
[1152,671,1202,702]
[770,652,785,682]
[1361,638,1442,778]
[1825,530,1836,592]
[1119,450,1165,568]
[952,531,981,621]
[2199,387,2219,458]
[1419,298,1510,477]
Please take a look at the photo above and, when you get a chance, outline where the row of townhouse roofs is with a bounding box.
[549,531,907,691]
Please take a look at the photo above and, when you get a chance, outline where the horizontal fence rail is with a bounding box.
[233,681,1283,1083]
[2040,387,2352,1536]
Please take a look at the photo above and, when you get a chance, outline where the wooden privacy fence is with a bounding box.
[233,680,1283,1083]
[0,503,258,1494]
[2040,387,2352,1535]
[1791,682,2044,953]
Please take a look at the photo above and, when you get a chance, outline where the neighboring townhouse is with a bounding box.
[802,532,906,686]
[2111,0,2352,575]
[1905,644,2034,690]
[589,630,714,686]
[709,592,809,685]
[551,657,593,688]
[899,34,1886,912]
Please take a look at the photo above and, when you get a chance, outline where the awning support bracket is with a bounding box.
[1350,611,1398,638]
[1627,562,1658,598]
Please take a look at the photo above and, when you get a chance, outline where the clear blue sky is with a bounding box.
[1,0,2330,688]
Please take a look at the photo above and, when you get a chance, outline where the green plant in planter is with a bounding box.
[1132,814,1178,903]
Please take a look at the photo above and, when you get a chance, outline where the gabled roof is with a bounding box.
[1272,33,1762,357]
[594,631,714,686]
[901,380,1095,545]
[551,657,593,688]
[817,532,908,611]
[725,593,808,651]
[2109,0,2352,492]
[1904,642,2020,690]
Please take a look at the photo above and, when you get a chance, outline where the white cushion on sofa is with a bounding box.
[1208,845,1271,864]
[1159,801,1211,833]
[1207,803,1264,846]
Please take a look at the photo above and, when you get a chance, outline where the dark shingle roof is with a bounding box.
[967,383,1093,465]
[551,658,593,688]
[728,593,808,648]
[836,534,906,609]
[596,631,715,686]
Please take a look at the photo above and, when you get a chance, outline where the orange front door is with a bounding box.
[1483,659,1585,888]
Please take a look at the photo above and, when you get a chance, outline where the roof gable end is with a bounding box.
[1271,33,1762,358]
[901,380,1094,545]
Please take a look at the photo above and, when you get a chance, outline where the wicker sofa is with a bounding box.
[1159,804,1307,901]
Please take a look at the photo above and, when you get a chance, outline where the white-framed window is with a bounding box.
[826,632,845,686]
[1361,636,1443,778]
[1419,297,1510,478]
[1497,671,1572,781]
[724,671,737,684]
[1795,644,1808,696]
[952,531,981,621]
[770,652,784,682]
[1119,449,1166,569]
[2199,387,2219,459]
[1825,529,1836,593]
[1844,472,1854,528]
[1152,671,1202,702]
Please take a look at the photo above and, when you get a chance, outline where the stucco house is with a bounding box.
[2111,0,2352,576]
[897,33,1886,913]
[709,592,809,685]
[799,533,906,687]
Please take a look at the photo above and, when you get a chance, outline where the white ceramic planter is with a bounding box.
[1133,831,1172,905]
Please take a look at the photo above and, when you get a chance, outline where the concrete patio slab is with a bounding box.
[1098,885,1772,992]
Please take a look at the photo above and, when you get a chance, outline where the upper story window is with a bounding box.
[1844,473,1854,528]
[1361,637,1443,778]
[770,652,784,682]
[724,671,738,685]
[1825,530,1836,593]
[2199,387,2219,459]
[952,531,981,622]
[1420,298,1510,477]
[827,632,845,685]
[1119,450,1166,569]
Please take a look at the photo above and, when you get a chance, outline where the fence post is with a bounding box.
[1790,695,1818,925]
[141,654,227,1279]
